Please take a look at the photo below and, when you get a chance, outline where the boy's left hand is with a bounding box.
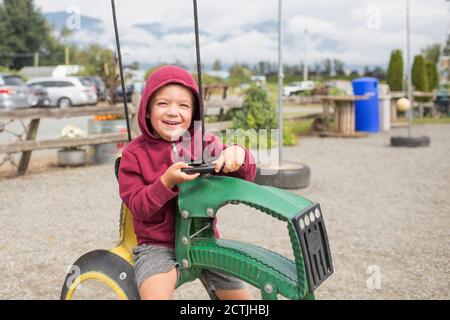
[213,146,246,173]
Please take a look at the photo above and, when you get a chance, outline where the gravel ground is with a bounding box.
[0,124,449,300]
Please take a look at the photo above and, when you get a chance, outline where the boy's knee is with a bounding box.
[139,267,178,300]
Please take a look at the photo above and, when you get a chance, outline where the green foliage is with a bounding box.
[230,86,279,148]
[0,0,60,70]
[228,87,298,148]
[282,122,299,146]
[213,59,222,71]
[232,86,277,130]
[387,49,404,91]
[426,61,439,90]
[228,63,253,86]
[421,44,441,64]
[412,55,429,92]
[75,44,115,78]
[444,35,450,56]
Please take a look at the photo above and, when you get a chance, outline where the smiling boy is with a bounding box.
[118,65,256,300]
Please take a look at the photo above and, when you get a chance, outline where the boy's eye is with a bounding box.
[157,102,168,107]
[180,104,191,109]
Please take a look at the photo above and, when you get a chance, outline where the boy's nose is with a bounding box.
[166,104,179,116]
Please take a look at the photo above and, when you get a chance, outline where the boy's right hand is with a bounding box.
[161,162,200,190]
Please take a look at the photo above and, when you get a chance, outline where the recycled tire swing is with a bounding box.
[390,135,430,147]
[390,1,430,149]
[60,0,333,300]
[254,162,311,190]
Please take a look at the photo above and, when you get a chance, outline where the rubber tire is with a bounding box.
[60,250,140,300]
[390,136,430,148]
[254,162,311,190]
[58,97,72,109]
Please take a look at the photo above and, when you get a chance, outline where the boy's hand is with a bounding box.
[161,162,200,189]
[213,146,246,173]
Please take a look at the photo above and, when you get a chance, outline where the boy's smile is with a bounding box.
[148,84,194,141]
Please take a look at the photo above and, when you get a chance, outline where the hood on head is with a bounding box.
[138,65,203,143]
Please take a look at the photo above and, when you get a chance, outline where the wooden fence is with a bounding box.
[0,97,243,176]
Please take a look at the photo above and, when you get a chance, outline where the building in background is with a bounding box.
[19,65,84,79]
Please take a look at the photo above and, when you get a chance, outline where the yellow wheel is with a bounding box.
[61,250,139,300]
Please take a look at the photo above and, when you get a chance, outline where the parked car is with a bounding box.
[435,87,449,115]
[0,74,34,110]
[27,77,97,108]
[115,84,134,103]
[283,81,315,96]
[28,84,51,108]
[80,76,106,101]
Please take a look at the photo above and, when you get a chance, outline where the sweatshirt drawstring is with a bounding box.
[171,142,179,162]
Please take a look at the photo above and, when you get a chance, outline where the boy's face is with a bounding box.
[148,84,194,141]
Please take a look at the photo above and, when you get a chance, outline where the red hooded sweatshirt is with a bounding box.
[118,65,256,248]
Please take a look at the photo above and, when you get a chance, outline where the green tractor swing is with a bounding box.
[60,0,333,300]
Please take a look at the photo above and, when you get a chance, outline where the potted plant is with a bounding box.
[57,125,87,167]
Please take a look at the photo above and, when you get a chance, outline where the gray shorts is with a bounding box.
[132,244,245,293]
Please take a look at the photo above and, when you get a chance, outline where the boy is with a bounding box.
[118,65,256,300]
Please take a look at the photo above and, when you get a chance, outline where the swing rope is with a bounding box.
[110,0,206,151]
[193,0,207,164]
[111,0,132,143]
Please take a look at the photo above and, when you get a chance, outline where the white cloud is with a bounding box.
[34,0,449,69]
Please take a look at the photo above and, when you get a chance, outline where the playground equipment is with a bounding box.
[60,157,333,300]
[390,0,430,148]
[60,0,333,300]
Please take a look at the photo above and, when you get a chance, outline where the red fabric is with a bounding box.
[118,65,256,248]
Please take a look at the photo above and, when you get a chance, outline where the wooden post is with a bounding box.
[17,119,40,175]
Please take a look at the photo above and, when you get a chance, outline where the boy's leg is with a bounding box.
[132,245,180,300]
[200,269,252,300]
[139,267,178,300]
[215,288,253,300]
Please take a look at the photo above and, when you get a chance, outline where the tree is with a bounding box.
[387,49,404,91]
[333,59,345,76]
[412,55,429,92]
[349,70,360,79]
[228,63,252,85]
[75,44,119,104]
[212,59,222,71]
[321,59,332,76]
[0,0,58,70]
[444,35,450,56]
[426,61,439,90]
[421,44,441,64]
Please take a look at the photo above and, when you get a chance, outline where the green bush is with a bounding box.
[412,55,429,92]
[387,49,404,91]
[232,86,277,131]
[412,55,431,102]
[229,86,303,148]
[283,122,299,146]
[426,61,439,90]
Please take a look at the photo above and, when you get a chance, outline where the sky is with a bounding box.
[34,0,450,71]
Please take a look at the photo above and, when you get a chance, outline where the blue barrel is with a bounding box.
[352,77,379,132]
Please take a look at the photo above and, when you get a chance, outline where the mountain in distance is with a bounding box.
[43,11,103,34]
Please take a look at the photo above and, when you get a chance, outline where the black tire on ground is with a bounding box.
[58,97,72,109]
[254,162,311,190]
[390,136,430,148]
